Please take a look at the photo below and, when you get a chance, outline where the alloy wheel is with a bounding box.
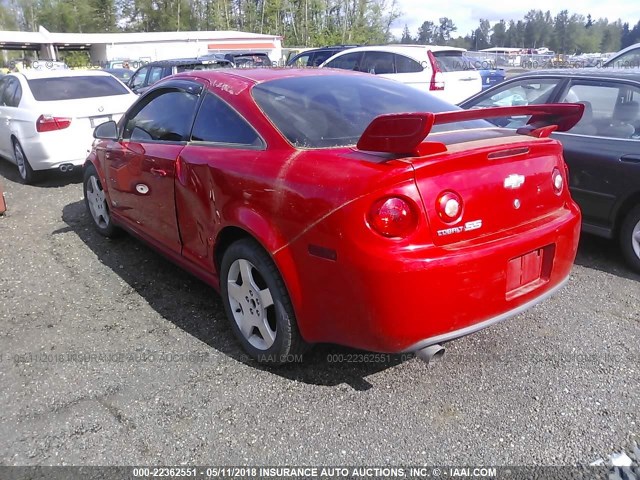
[226,258,276,351]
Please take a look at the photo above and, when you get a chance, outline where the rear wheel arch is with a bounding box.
[614,191,640,237]
[84,155,110,195]
[10,134,18,158]
[213,224,305,334]
[11,137,36,183]
[214,226,253,274]
[219,236,310,363]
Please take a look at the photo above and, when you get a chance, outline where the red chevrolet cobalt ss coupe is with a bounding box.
[83,68,582,364]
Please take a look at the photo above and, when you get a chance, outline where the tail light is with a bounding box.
[368,197,418,238]
[36,115,71,133]
[552,167,564,195]
[436,191,463,223]
[427,50,445,91]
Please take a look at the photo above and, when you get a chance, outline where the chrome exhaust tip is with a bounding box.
[415,344,445,364]
[59,164,74,173]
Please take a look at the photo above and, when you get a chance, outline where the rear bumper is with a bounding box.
[402,276,568,352]
[20,134,92,171]
[283,205,581,353]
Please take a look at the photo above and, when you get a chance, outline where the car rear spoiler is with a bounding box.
[356,103,585,157]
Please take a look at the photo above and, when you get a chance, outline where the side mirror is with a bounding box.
[94,120,118,140]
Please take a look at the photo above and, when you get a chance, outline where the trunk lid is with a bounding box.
[408,131,567,246]
[38,94,135,132]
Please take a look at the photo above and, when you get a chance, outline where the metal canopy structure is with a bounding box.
[0,26,283,63]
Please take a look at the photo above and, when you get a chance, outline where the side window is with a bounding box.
[191,93,261,146]
[465,78,561,129]
[123,89,199,142]
[395,54,423,73]
[473,78,560,108]
[147,66,165,85]
[560,83,640,139]
[130,67,149,88]
[312,50,338,66]
[291,54,311,67]
[0,77,8,106]
[176,64,204,73]
[360,52,395,75]
[2,78,19,107]
[11,82,22,107]
[324,52,364,71]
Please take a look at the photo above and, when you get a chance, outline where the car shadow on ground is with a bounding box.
[60,200,409,390]
[0,157,83,188]
[575,233,640,282]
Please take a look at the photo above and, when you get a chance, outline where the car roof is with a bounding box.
[510,67,640,81]
[16,69,115,80]
[302,45,358,53]
[225,52,270,57]
[180,66,368,85]
[146,56,232,66]
[324,45,467,55]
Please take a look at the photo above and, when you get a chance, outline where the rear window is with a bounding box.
[312,50,342,66]
[28,75,129,101]
[252,74,489,149]
[232,55,272,67]
[432,51,474,72]
[176,62,230,73]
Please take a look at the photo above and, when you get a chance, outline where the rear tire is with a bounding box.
[83,164,119,237]
[619,205,640,273]
[220,238,308,365]
[13,140,36,184]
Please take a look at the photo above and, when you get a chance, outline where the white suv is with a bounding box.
[320,45,482,104]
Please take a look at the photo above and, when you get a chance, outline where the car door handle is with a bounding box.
[620,154,640,164]
[150,167,167,177]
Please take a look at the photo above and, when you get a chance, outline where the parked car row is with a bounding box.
[106,44,500,103]
[287,44,502,103]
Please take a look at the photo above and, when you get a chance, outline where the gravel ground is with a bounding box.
[0,160,638,467]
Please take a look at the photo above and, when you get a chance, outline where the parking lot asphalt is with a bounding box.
[0,160,638,467]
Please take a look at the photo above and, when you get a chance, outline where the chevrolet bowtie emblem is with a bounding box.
[504,174,525,189]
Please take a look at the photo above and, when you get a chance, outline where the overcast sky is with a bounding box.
[392,0,640,39]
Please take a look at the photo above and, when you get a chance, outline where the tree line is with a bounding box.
[1,1,640,54]
[0,0,401,46]
[402,11,640,54]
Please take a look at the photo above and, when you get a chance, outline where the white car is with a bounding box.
[603,42,640,68]
[0,69,137,183]
[320,45,483,104]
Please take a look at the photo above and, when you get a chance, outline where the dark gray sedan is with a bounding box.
[460,69,640,272]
